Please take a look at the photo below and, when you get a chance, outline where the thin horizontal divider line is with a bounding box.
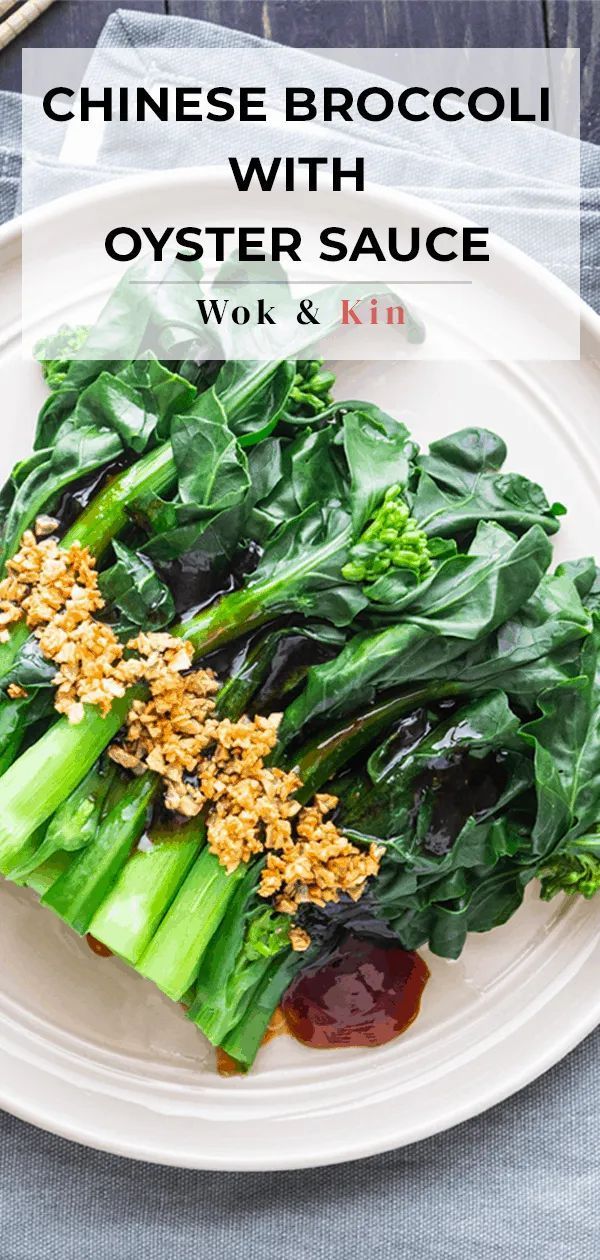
[126,279,474,285]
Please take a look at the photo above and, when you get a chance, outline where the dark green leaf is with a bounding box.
[99,541,175,630]
[279,523,552,743]
[412,427,562,539]
[171,391,250,512]
[342,406,415,534]
[522,619,600,846]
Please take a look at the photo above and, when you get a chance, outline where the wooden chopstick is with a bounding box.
[0,0,57,50]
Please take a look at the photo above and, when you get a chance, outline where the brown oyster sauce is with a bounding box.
[215,1048,245,1077]
[282,935,429,1049]
[216,934,430,1074]
[86,934,113,958]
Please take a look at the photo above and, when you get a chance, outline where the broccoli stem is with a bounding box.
[187,863,295,1047]
[24,850,71,897]
[41,772,159,934]
[73,664,260,968]
[0,689,142,874]
[87,816,205,964]
[64,440,177,559]
[176,524,351,657]
[136,848,247,1001]
[215,629,286,720]
[187,865,262,1043]
[290,681,459,799]
[6,759,118,882]
[220,949,306,1072]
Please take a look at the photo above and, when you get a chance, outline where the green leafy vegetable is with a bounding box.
[412,428,565,539]
[35,325,91,391]
[278,522,553,746]
[0,360,194,570]
[189,866,292,1046]
[98,541,175,631]
[7,760,118,882]
[338,693,531,959]
[171,390,250,512]
[522,620,600,849]
[4,302,600,1075]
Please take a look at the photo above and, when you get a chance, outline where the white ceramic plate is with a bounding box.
[0,172,599,1169]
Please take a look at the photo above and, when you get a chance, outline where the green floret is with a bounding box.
[34,324,90,391]
[342,484,432,584]
[539,846,600,900]
[287,358,336,417]
[245,906,292,958]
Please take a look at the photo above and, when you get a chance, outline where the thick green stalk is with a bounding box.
[42,773,159,934]
[175,587,275,658]
[187,864,266,1044]
[0,690,140,873]
[137,848,246,1001]
[25,851,71,897]
[177,524,352,658]
[6,759,118,882]
[64,441,176,557]
[220,949,306,1071]
[206,630,283,719]
[78,664,253,968]
[88,817,205,964]
[290,682,459,800]
[5,823,48,886]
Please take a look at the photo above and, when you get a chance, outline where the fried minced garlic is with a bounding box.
[34,514,60,539]
[0,533,196,722]
[0,531,121,720]
[289,926,312,952]
[6,683,28,699]
[4,532,382,928]
[109,638,219,803]
[110,674,381,926]
[0,531,103,645]
[259,793,383,913]
[112,693,302,868]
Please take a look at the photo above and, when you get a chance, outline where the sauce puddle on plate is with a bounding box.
[282,932,429,1049]
[216,1048,244,1077]
[215,932,429,1073]
[86,934,113,958]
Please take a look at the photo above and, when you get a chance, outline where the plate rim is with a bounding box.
[0,168,599,1169]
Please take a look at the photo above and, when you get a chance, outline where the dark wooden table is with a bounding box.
[0,0,596,141]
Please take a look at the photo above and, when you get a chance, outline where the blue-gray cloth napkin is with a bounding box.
[7,7,600,307]
[0,10,598,1259]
